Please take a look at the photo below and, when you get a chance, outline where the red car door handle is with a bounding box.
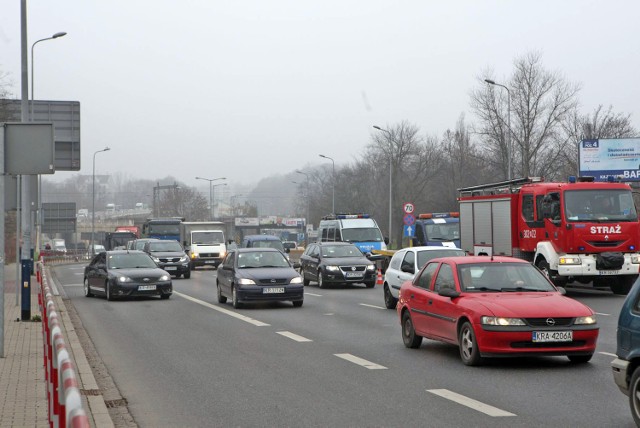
[428,300,433,305]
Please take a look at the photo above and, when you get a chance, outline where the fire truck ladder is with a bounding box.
[457,177,544,197]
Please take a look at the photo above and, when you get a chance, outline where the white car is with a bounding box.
[383,246,466,309]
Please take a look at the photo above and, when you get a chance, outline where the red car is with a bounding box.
[397,256,599,366]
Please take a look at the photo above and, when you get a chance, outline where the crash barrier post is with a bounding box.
[38,261,90,428]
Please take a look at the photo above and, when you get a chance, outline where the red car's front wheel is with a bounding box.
[459,322,482,366]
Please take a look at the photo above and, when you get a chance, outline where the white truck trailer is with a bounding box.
[180,221,227,270]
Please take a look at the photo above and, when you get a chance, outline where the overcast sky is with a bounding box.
[1,1,639,190]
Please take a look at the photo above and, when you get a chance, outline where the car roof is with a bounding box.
[106,250,147,255]
[429,255,529,265]
[399,246,464,252]
[236,247,282,253]
[244,235,280,240]
[316,242,355,246]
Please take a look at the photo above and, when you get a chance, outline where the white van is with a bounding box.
[317,214,387,253]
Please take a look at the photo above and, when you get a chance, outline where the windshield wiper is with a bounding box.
[500,287,546,292]
[469,286,500,292]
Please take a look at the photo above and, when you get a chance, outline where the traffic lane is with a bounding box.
[174,276,630,427]
[55,265,633,427]
[56,267,465,427]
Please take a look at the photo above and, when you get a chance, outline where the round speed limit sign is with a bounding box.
[403,202,414,214]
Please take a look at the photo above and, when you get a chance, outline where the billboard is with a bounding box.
[579,138,640,181]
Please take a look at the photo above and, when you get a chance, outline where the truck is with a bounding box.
[410,212,461,248]
[142,217,184,241]
[104,231,137,250]
[458,176,640,294]
[179,221,227,270]
[115,225,141,238]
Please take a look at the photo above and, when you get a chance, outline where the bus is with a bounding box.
[142,217,184,241]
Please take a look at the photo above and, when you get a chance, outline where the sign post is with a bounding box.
[403,202,415,246]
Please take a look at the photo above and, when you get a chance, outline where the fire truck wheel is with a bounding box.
[536,258,566,287]
[610,275,637,295]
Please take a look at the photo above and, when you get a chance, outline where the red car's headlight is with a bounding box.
[481,316,525,326]
[574,315,597,325]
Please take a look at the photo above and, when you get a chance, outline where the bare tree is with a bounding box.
[471,52,581,179]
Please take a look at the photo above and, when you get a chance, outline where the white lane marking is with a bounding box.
[64,284,84,287]
[599,351,617,357]
[174,291,270,327]
[334,353,387,370]
[359,303,385,310]
[74,272,84,275]
[324,313,335,316]
[427,389,515,417]
[69,267,85,270]
[305,292,323,297]
[595,312,610,316]
[277,331,312,342]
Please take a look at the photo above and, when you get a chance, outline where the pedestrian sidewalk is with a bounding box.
[1,264,113,427]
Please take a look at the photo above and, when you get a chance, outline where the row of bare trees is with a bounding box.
[291,52,637,246]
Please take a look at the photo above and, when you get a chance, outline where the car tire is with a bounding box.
[365,280,375,289]
[610,275,637,295]
[318,271,326,288]
[629,367,640,426]
[384,284,397,309]
[401,310,423,349]
[459,322,482,366]
[83,277,93,297]
[567,354,593,364]
[217,282,227,304]
[106,282,114,301]
[232,285,243,309]
[292,300,303,308]
[183,271,191,279]
[160,294,171,300]
[536,258,567,287]
[190,263,196,271]
[302,271,310,286]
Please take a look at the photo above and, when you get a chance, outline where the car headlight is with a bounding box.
[237,278,256,285]
[366,264,376,271]
[180,256,189,263]
[559,257,581,265]
[631,255,640,264]
[575,315,597,325]
[220,250,227,258]
[117,275,132,283]
[481,316,525,326]
[290,276,302,284]
[325,265,340,272]
[151,256,160,263]
[160,274,170,281]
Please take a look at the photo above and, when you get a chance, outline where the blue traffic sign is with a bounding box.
[404,225,415,237]
[403,213,415,226]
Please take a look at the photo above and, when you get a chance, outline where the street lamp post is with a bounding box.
[195,176,226,220]
[212,183,227,219]
[484,79,512,180]
[91,147,110,256]
[30,31,67,295]
[295,169,310,242]
[373,126,394,247]
[319,154,335,214]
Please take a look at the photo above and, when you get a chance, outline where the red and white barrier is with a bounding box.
[37,262,90,428]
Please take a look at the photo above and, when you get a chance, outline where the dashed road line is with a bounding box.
[305,292,323,297]
[359,303,385,310]
[428,389,516,417]
[64,284,84,287]
[595,312,610,316]
[277,331,313,342]
[599,351,617,358]
[174,291,270,326]
[334,353,387,369]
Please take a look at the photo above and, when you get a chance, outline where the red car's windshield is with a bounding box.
[459,263,555,292]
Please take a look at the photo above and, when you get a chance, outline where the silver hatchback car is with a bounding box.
[383,246,466,309]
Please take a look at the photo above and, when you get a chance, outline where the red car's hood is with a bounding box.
[465,292,593,318]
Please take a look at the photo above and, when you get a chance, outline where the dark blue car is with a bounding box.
[612,274,640,425]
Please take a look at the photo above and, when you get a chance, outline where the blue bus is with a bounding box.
[142,217,184,241]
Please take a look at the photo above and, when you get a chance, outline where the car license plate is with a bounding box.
[345,272,362,278]
[138,285,157,291]
[598,270,621,276]
[205,260,215,264]
[164,266,177,271]
[532,331,572,342]
[263,287,285,294]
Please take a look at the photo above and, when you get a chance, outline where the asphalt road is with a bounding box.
[53,264,634,428]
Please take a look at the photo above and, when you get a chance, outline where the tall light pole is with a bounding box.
[373,125,394,247]
[484,79,512,180]
[31,31,67,120]
[295,169,310,242]
[319,154,335,214]
[195,176,226,220]
[91,147,110,256]
[212,183,228,219]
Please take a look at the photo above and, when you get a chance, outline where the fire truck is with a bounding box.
[458,176,640,294]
